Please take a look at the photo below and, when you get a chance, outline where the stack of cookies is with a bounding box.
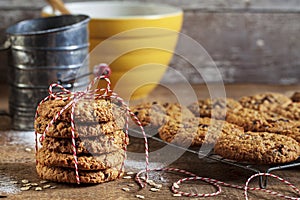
[35,98,128,184]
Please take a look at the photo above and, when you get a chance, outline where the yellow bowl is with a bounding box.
[42,1,183,99]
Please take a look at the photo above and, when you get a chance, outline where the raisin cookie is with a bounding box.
[35,118,125,138]
[42,130,128,155]
[239,92,291,112]
[188,98,242,119]
[36,163,124,184]
[214,131,300,164]
[131,101,194,127]
[226,108,300,143]
[158,117,244,146]
[36,147,126,171]
[37,98,125,123]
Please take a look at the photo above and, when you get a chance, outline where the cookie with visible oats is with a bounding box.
[130,101,194,127]
[158,117,244,146]
[272,102,300,121]
[188,98,242,119]
[35,117,125,138]
[239,92,291,112]
[214,131,300,164]
[36,163,124,184]
[36,147,126,171]
[42,130,128,155]
[36,98,125,123]
[226,108,300,143]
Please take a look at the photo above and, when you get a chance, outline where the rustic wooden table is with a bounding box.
[0,83,300,200]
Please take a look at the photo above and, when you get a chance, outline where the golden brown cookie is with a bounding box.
[36,147,126,171]
[272,102,300,121]
[36,98,125,123]
[239,92,291,112]
[188,98,242,119]
[41,131,128,155]
[158,117,244,146]
[36,163,124,184]
[130,101,194,127]
[226,108,300,143]
[35,118,125,138]
[214,131,300,164]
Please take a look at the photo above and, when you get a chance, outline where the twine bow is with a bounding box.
[35,65,149,185]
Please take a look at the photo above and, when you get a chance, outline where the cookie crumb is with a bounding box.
[135,194,145,199]
[122,187,130,192]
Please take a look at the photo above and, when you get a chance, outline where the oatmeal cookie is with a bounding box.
[41,131,128,155]
[36,163,124,184]
[188,98,242,119]
[36,98,125,123]
[272,102,300,121]
[36,147,126,171]
[214,131,300,164]
[130,101,194,127]
[35,117,125,138]
[158,117,244,146]
[226,108,300,143]
[239,92,291,111]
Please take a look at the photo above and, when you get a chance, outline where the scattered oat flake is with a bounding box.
[21,180,29,184]
[173,193,182,197]
[122,187,130,192]
[43,185,51,189]
[126,171,134,175]
[128,184,135,187]
[23,183,31,187]
[20,186,31,191]
[123,176,132,179]
[150,188,159,192]
[139,176,146,181]
[10,180,18,184]
[40,180,48,184]
[50,186,57,189]
[154,184,162,189]
[35,187,42,191]
[25,148,32,152]
[31,183,39,186]
[173,183,180,189]
[135,194,145,199]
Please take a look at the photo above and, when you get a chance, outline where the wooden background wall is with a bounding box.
[1,0,300,85]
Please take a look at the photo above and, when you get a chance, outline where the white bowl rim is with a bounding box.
[42,1,183,20]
